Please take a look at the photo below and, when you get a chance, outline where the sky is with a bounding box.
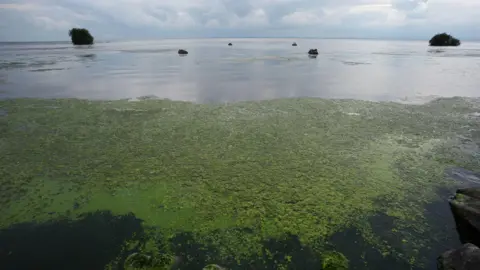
[0,0,478,41]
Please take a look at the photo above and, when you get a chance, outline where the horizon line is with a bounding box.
[1,36,479,43]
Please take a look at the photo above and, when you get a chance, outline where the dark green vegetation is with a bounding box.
[69,28,94,45]
[1,97,480,269]
[429,33,461,47]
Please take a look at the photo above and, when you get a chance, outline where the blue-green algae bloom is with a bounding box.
[0,97,479,269]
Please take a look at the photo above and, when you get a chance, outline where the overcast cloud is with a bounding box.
[0,0,478,41]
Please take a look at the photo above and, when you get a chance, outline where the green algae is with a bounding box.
[322,251,349,270]
[1,97,480,269]
[123,252,175,270]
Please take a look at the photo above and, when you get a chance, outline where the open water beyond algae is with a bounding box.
[1,97,480,270]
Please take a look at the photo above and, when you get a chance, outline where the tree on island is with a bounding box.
[69,28,94,45]
[429,33,460,47]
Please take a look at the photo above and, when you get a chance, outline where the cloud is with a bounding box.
[391,0,427,11]
[0,0,479,41]
[31,16,71,30]
[222,0,253,18]
[281,10,324,26]
[0,3,36,10]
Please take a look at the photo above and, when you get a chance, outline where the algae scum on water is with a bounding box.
[1,97,480,269]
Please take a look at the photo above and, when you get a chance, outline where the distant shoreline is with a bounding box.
[1,37,479,44]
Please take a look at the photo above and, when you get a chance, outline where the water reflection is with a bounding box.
[428,49,445,54]
[0,39,479,103]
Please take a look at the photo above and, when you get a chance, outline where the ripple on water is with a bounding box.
[226,55,299,62]
[428,49,445,54]
[468,112,480,118]
[445,167,480,184]
[120,48,177,54]
[341,61,371,66]
[29,68,68,72]
[0,60,57,70]
[77,54,96,58]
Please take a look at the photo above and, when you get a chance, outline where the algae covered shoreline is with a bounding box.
[1,97,479,269]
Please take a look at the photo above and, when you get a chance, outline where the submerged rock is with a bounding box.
[438,243,480,270]
[308,49,318,55]
[178,49,188,55]
[450,188,480,247]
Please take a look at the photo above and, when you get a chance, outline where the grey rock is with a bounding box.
[450,188,480,247]
[178,49,188,55]
[438,243,480,270]
[308,49,318,55]
[292,42,297,46]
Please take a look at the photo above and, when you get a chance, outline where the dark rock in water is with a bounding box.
[292,42,297,46]
[228,43,232,46]
[438,189,480,269]
[450,188,480,247]
[178,49,188,55]
[437,243,480,270]
[308,49,318,55]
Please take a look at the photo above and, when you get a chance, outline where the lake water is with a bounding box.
[1,38,479,103]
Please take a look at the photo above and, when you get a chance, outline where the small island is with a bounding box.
[69,28,94,45]
[429,33,460,47]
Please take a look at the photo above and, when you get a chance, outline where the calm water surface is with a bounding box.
[1,38,479,103]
